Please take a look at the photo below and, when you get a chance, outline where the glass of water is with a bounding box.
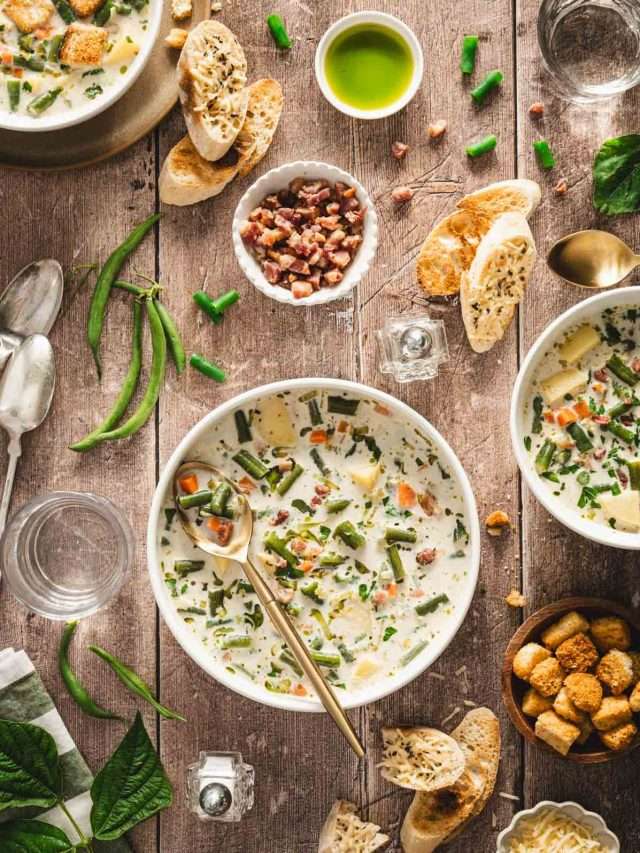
[0,491,134,620]
[538,0,640,101]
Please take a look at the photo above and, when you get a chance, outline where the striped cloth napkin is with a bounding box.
[0,647,130,852]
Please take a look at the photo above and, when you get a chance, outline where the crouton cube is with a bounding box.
[629,651,640,685]
[512,642,551,681]
[59,22,107,66]
[164,27,188,48]
[596,649,634,696]
[535,710,581,756]
[553,687,587,725]
[599,721,638,752]
[576,716,594,746]
[629,682,640,713]
[590,616,631,653]
[541,611,590,650]
[564,673,603,713]
[522,688,554,718]
[591,696,632,732]
[171,0,191,20]
[529,657,565,697]
[68,0,104,17]
[4,0,54,32]
[555,632,599,673]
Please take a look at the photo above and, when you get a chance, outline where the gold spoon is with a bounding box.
[547,229,640,289]
[174,461,365,759]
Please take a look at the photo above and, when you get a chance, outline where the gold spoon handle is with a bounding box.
[242,558,365,759]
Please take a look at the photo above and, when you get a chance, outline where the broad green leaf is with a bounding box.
[593,134,640,214]
[0,819,75,852]
[91,712,172,840]
[0,719,62,811]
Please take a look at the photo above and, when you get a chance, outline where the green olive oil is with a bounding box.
[324,23,415,111]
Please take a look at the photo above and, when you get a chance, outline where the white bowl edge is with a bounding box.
[147,377,480,713]
[510,287,640,551]
[232,160,379,307]
[496,800,620,852]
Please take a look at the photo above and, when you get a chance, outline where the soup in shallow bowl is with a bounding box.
[148,379,480,712]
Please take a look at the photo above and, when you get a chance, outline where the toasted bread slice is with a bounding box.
[379,727,465,792]
[178,20,248,161]
[461,211,536,353]
[234,78,283,177]
[318,800,389,853]
[416,209,492,297]
[457,179,541,220]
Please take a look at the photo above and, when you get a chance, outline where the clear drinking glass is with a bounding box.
[0,491,133,620]
[538,0,640,101]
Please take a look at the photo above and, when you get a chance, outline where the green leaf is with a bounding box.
[0,819,75,852]
[593,134,640,214]
[91,712,172,840]
[0,719,62,812]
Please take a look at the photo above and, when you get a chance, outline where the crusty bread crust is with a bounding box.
[457,178,541,219]
[318,800,389,853]
[235,78,283,176]
[416,209,491,297]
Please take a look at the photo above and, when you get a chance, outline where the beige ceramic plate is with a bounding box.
[0,0,208,171]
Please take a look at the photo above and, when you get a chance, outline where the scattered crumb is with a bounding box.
[506,589,526,608]
[170,0,191,21]
[428,671,445,681]
[463,699,477,708]
[486,510,511,537]
[529,101,544,116]
[391,141,409,160]
[491,812,497,830]
[428,119,447,139]
[553,178,568,195]
[164,27,188,48]
[391,185,414,204]
[211,0,222,8]
[499,792,520,802]
[441,706,462,727]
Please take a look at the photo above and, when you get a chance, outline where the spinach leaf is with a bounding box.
[593,134,640,214]
[0,719,62,812]
[91,712,172,841]
[0,819,74,852]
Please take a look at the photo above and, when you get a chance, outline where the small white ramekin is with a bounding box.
[497,801,620,852]
[314,11,424,120]
[511,286,640,551]
[232,160,378,307]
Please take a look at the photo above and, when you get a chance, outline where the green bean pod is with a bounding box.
[154,299,186,374]
[69,300,144,451]
[59,622,120,720]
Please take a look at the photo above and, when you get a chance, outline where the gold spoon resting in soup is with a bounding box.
[173,461,365,759]
[547,229,640,289]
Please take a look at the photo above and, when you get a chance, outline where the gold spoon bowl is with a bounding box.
[548,229,640,289]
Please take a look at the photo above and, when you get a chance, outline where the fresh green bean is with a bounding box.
[175,560,205,575]
[235,409,252,443]
[27,87,61,115]
[415,593,449,616]
[54,0,76,22]
[69,300,144,451]
[608,400,633,419]
[466,134,497,158]
[385,527,417,544]
[276,463,303,496]
[387,544,405,583]
[88,214,160,378]
[310,447,329,475]
[567,422,593,452]
[97,297,166,441]
[535,439,556,473]
[533,139,556,170]
[267,13,292,49]
[190,353,226,382]
[471,69,503,105]
[193,291,223,324]
[89,644,186,720]
[210,482,232,516]
[627,460,640,490]
[154,299,186,374]
[460,34,479,74]
[48,34,63,62]
[607,421,636,444]
[7,80,20,113]
[59,622,120,720]
[177,489,213,509]
[211,289,240,314]
[14,55,44,72]
[94,0,113,25]
[400,641,428,666]
[333,520,365,549]
[326,499,351,514]
[308,399,323,426]
[607,353,639,386]
[218,635,252,650]
[233,449,269,479]
[310,651,341,668]
[327,396,359,415]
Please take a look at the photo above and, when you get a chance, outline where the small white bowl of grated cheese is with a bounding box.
[497,801,619,853]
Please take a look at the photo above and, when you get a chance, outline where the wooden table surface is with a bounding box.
[1,1,640,850]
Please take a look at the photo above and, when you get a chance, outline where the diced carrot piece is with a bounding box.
[310,429,328,444]
[573,400,591,419]
[299,560,314,573]
[2,53,12,65]
[544,411,556,423]
[292,683,307,696]
[556,407,578,427]
[291,280,313,299]
[12,68,23,78]
[374,403,392,416]
[237,476,256,494]
[397,482,416,509]
[179,473,198,494]
[207,516,233,546]
[385,582,398,598]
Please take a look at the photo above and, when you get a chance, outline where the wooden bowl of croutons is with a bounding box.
[502,597,640,764]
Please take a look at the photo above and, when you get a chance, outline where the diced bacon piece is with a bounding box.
[308,271,322,290]
[342,234,362,251]
[316,215,342,230]
[416,548,438,565]
[276,207,295,220]
[258,227,287,247]
[270,509,290,526]
[593,415,610,425]
[392,141,409,159]
[593,448,607,460]
[554,178,568,195]
[618,468,629,486]
[278,253,296,270]
[334,181,349,197]
[593,368,609,382]
[207,517,233,546]
[633,358,640,373]
[315,484,330,496]
[327,228,347,245]
[418,491,440,516]
[392,185,415,204]
[315,254,329,270]
[340,196,360,213]
[427,120,447,139]
[529,101,545,116]
[308,249,323,266]
[301,187,331,205]
[327,250,351,269]
[311,495,322,506]
[294,239,314,258]
[263,194,280,209]
[326,202,340,215]
[277,587,294,604]
[345,209,365,227]
[292,280,314,299]
[262,261,282,284]
[302,180,328,193]
[249,207,264,221]
[290,258,310,275]
[240,220,261,244]
[274,214,294,233]
[342,186,356,198]
[289,177,306,193]
[323,269,344,286]
[292,212,303,226]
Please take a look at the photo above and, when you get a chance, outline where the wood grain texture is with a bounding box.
[1,0,639,850]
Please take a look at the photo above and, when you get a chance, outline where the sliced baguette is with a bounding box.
[160,79,283,206]
[416,209,492,297]
[457,179,541,220]
[461,211,536,353]
[380,727,465,792]
[178,20,248,161]
[318,800,389,853]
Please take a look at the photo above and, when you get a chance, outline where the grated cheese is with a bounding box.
[505,808,609,852]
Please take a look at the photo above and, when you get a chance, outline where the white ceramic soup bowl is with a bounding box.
[147,378,480,712]
[232,160,378,307]
[496,801,620,852]
[511,287,640,550]
[0,0,163,132]
[314,11,424,119]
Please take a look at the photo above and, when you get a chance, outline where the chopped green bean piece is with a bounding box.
[311,651,341,668]
[326,499,351,514]
[470,69,503,105]
[607,353,639,386]
[327,395,359,415]
[415,593,449,616]
[308,398,323,426]
[466,134,497,158]
[234,409,252,443]
[535,439,556,473]
[533,139,556,170]
[400,641,428,666]
[190,353,226,382]
[387,544,405,583]
[627,460,640,490]
[267,13,292,49]
[460,34,479,74]
[276,463,303,496]
[218,635,252,649]
[233,449,269,479]
[7,80,20,112]
[385,527,417,544]
[174,560,205,576]
[310,448,329,475]
[177,489,213,509]
[567,422,593,452]
[607,421,636,444]
[333,520,365,549]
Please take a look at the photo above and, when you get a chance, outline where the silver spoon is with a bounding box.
[174,461,365,759]
[0,335,56,537]
[548,230,640,289]
[0,260,63,371]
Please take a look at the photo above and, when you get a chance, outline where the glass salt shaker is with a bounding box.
[186,751,254,822]
[376,314,449,383]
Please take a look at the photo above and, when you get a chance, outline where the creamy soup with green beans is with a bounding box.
[158,390,473,700]
[523,305,640,534]
[0,0,149,119]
